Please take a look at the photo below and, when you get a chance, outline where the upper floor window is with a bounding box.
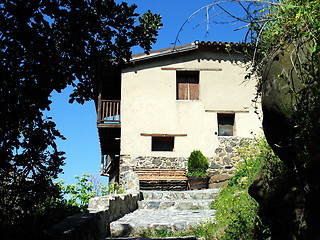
[176,71,199,100]
[218,113,235,136]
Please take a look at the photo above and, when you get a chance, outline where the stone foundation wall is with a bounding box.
[207,137,252,188]
[209,137,251,173]
[120,137,253,190]
[49,190,141,240]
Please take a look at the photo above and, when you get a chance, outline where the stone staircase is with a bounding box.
[109,189,219,238]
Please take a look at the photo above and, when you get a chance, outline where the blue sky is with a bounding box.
[48,0,249,186]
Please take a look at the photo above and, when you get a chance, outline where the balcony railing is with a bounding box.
[97,100,121,124]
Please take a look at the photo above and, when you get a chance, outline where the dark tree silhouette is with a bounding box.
[0,0,161,236]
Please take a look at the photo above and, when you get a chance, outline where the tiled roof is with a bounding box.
[131,41,251,62]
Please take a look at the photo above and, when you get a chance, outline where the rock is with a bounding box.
[215,148,223,154]
[223,157,231,165]
[110,189,218,237]
[122,171,139,191]
[252,40,320,239]
[210,163,222,169]
[209,174,231,188]
[206,170,219,177]
[152,158,162,166]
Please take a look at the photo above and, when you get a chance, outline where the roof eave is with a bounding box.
[131,43,198,62]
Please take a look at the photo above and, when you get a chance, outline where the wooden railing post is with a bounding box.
[98,100,121,123]
[97,93,102,123]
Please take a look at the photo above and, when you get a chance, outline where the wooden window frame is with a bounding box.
[218,113,235,136]
[176,71,199,100]
[151,136,175,152]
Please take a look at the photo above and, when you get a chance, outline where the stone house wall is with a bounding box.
[120,137,253,190]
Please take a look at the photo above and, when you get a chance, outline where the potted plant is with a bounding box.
[186,150,209,190]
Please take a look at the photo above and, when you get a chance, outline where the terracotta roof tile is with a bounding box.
[132,41,251,61]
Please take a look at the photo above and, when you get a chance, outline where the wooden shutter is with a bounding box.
[176,71,199,100]
[187,74,199,100]
[177,80,188,100]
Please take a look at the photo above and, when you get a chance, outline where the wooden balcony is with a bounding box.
[97,100,121,128]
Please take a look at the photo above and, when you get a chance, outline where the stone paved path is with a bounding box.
[109,189,219,237]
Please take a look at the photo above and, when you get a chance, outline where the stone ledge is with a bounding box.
[104,237,200,240]
[49,191,142,240]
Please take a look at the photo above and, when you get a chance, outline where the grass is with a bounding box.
[136,137,281,239]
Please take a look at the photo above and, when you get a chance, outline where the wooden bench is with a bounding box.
[133,168,188,191]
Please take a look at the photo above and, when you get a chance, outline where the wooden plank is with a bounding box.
[177,81,187,100]
[138,176,188,181]
[205,110,249,113]
[116,101,120,121]
[140,133,187,137]
[97,93,102,123]
[189,82,199,100]
[134,172,186,174]
[134,170,186,173]
[135,173,186,176]
[134,168,186,171]
[97,123,121,128]
[133,168,188,182]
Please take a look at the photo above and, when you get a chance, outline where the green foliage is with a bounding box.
[57,173,124,211]
[0,0,161,235]
[107,182,125,195]
[253,0,320,157]
[187,150,209,177]
[138,138,281,240]
[212,137,281,240]
[257,0,320,56]
[140,228,174,238]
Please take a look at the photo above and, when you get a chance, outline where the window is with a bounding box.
[218,114,235,136]
[176,71,199,100]
[152,137,174,151]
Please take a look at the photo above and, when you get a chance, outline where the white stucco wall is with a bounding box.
[120,50,262,158]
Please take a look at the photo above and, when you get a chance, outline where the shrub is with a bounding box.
[56,173,125,211]
[211,137,282,239]
[187,150,209,177]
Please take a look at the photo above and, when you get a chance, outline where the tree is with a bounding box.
[177,0,319,238]
[0,0,162,235]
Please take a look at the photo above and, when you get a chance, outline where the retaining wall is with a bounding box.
[49,190,141,240]
[120,137,253,190]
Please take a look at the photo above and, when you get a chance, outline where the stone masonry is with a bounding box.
[49,190,141,240]
[110,189,219,237]
[120,137,253,190]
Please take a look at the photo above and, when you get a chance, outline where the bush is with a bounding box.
[187,150,209,177]
[57,173,125,211]
[211,137,282,239]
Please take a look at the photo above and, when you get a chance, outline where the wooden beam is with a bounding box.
[140,133,187,137]
[161,67,222,71]
[97,123,121,128]
[205,110,249,113]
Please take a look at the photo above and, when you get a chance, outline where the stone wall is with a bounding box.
[49,190,141,240]
[120,137,252,190]
[207,137,252,188]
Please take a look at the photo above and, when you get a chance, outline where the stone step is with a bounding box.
[104,237,199,240]
[141,189,219,200]
[138,199,214,210]
[110,209,216,237]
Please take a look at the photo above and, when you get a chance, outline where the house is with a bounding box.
[96,41,262,190]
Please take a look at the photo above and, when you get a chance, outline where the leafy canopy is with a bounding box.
[0,0,162,233]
